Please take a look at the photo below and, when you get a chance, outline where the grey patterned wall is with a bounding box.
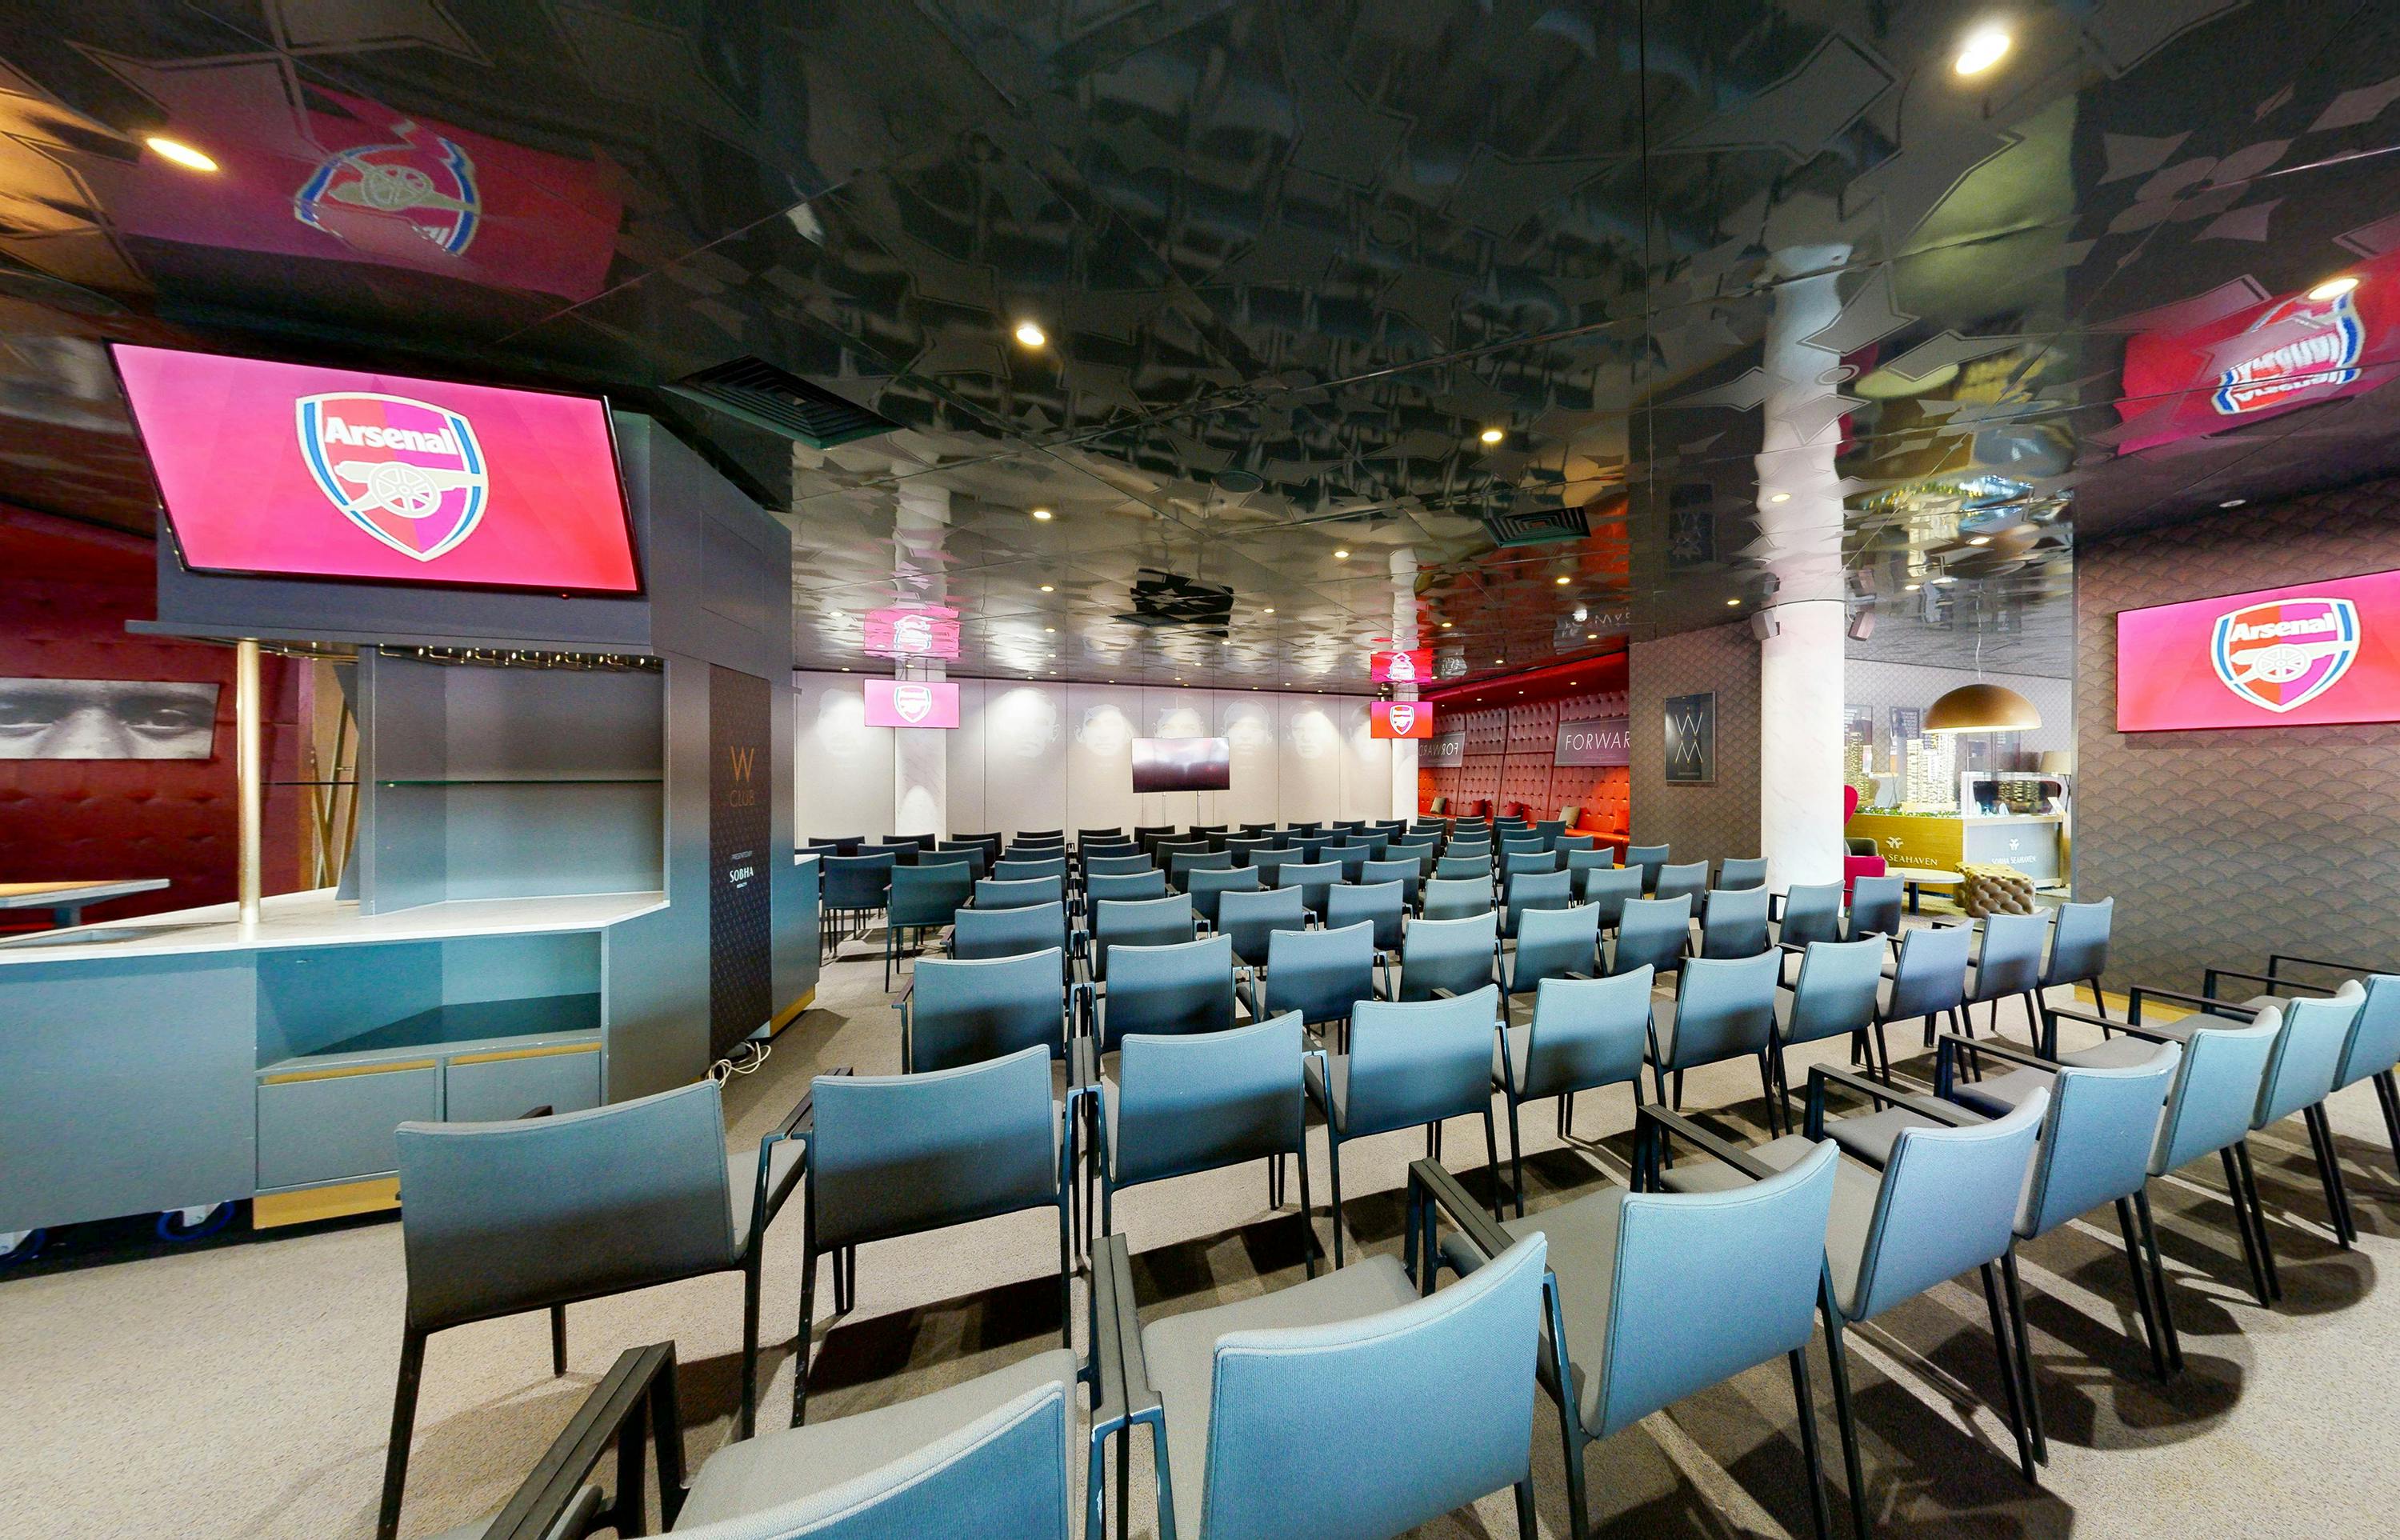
[1630,621,1760,866]
[2076,488,2400,989]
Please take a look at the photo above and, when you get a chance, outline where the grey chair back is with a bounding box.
[1623,843,1671,890]
[950,901,1070,963]
[1098,934,1238,1051]
[1778,938,1886,1048]
[1775,882,1845,949]
[1091,894,1198,981]
[1084,854,1155,879]
[1534,818,1568,839]
[1586,1142,1835,1439]
[1251,848,1299,884]
[1555,834,1598,854]
[1326,878,1407,951]
[1885,922,1971,1021]
[1184,1233,1547,1540]
[1435,854,1494,882]
[1112,1012,1306,1190]
[1186,863,1262,926]
[1445,841,1494,864]
[890,862,974,928]
[1563,847,1615,878]
[1578,865,1643,930]
[1609,894,1691,979]
[1398,910,1501,1001]
[974,875,1062,911]
[1843,1092,2048,1323]
[1089,869,1170,904]
[1716,857,1769,890]
[2154,1014,2282,1174]
[1500,836,1548,858]
[396,1081,737,1333]
[1361,857,1422,908]
[1514,968,1654,1101]
[1698,886,1771,958]
[1338,985,1505,1135]
[1223,836,1276,867]
[1846,875,1903,940]
[1502,867,1576,938]
[1422,875,1495,921]
[1653,861,1710,906]
[810,1046,1059,1251]
[2042,898,2113,988]
[2256,989,2361,1127]
[1258,921,1378,1029]
[1218,885,1308,970]
[1275,859,1343,918]
[2335,974,2400,1090]
[1076,826,1125,844]
[922,845,987,880]
[1970,912,2050,1003]
[1502,849,1563,881]
[1508,902,1600,995]
[905,950,1067,1071]
[1657,950,1780,1072]
[2017,1042,2180,1238]
[822,854,895,912]
[992,856,1066,884]
[1326,842,1374,882]
[1169,849,1234,890]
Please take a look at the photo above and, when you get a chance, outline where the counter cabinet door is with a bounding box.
[255,1062,440,1191]
[442,1044,602,1122]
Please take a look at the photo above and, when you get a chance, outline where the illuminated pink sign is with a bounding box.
[2117,568,2400,730]
[862,606,961,660]
[864,678,960,728]
[112,345,639,593]
[1370,701,1435,738]
[1371,649,1433,683]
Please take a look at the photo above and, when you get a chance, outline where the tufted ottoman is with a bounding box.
[1960,863,2036,918]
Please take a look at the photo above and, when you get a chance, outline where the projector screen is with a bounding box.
[1131,736,1230,792]
[2116,567,2400,730]
[113,344,641,594]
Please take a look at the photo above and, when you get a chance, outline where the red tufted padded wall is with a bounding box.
[0,507,303,928]
[1418,686,1630,836]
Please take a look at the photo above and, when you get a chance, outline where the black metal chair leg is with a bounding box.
[739,1254,762,1438]
[2220,1145,2274,1307]
[2234,1139,2283,1301]
[1506,1094,1526,1218]
[2312,1104,2360,1242]
[1978,1262,2038,1484]
[1787,1347,1834,1540]
[1819,1294,1871,1540]
[2376,1070,2400,1181]
[1998,1250,2047,1463]
[1482,1109,1505,1220]
[1296,1138,1318,1278]
[375,1328,427,1540]
[2114,1196,2169,1380]
[793,1236,818,1427]
[1326,1134,1346,1267]
[550,1303,567,1376]
[2302,1106,2355,1247]
[2134,1187,2183,1376]
[1513,1474,1538,1538]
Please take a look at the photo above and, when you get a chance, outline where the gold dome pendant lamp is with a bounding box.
[1924,681,2041,732]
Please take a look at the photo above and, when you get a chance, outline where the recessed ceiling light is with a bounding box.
[144,135,218,173]
[1586,633,1598,640]
[1495,658,1505,665]
[1904,582,1922,592]
[1766,491,1791,504]
[1264,606,1275,614]
[2308,276,2362,302]
[1727,598,1742,606]
[1044,626,1056,632]
[1030,507,1053,521]
[1040,584,1054,592]
[1334,549,1350,559]
[1478,426,1506,445]
[1554,575,1570,586]
[1930,575,1956,585]
[1966,535,1990,546]
[2220,498,2247,508]
[1954,25,2011,76]
[1013,320,1048,347]
[841,666,850,671]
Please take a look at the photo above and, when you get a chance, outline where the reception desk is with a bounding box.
[1846,812,2065,885]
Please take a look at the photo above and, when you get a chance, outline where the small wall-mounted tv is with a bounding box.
[2117,567,2400,730]
[1132,736,1230,792]
[112,344,641,594]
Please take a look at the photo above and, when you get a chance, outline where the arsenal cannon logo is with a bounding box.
[2211,596,2359,713]
[296,393,488,562]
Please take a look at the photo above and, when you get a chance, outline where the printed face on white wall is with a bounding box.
[1154,706,1206,738]
[818,690,869,756]
[1078,705,1130,755]
[996,687,1060,758]
[1290,710,1334,759]
[1228,711,1274,753]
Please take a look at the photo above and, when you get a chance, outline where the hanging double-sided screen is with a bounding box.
[863,678,960,728]
[2118,567,2400,730]
[113,345,640,594]
[1370,701,1435,738]
[1370,650,1434,683]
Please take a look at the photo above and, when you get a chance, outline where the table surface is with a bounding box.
[0,878,170,909]
[1883,867,1964,884]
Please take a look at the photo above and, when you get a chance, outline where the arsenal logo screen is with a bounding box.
[113,345,641,594]
[1370,700,1435,738]
[2118,569,2400,730]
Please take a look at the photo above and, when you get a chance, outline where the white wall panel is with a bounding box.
[942,676,989,838]
[1065,683,1144,839]
[1338,698,1394,822]
[973,680,1070,838]
[1218,690,1282,829]
[1278,695,1342,824]
[793,671,893,842]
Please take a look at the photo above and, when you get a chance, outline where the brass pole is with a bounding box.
[236,638,262,926]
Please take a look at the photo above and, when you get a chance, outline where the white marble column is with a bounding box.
[891,480,949,839]
[1754,246,1851,890]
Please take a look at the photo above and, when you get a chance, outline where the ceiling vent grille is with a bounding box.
[668,357,899,449]
[1116,569,1236,638]
[1481,503,1589,548]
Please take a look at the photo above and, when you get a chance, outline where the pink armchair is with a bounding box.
[1842,785,1886,894]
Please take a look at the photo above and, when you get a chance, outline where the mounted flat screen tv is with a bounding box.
[1132,736,1230,792]
[2117,567,2400,730]
[112,344,641,594]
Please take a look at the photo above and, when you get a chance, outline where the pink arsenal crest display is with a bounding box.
[2118,570,2400,730]
[863,679,960,728]
[1370,700,1434,738]
[297,393,487,562]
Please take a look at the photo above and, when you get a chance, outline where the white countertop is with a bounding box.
[0,887,668,966]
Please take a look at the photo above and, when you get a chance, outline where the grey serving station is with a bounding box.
[0,414,818,1242]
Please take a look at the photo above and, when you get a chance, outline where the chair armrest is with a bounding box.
[2042,1003,2186,1049]
[2129,984,2260,1023]
[1090,1233,1157,1438]
[747,1070,838,1244]
[484,1342,678,1540]
[1407,1157,1515,1267]
[1935,1031,2055,1073]
[1430,986,1458,1000]
[2269,951,2387,981]
[2202,966,2332,999]
[1802,1062,1980,1146]
[1563,970,1595,982]
[1634,1102,1774,1186]
[1070,1034,1100,1096]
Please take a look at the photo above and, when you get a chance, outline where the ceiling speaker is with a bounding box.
[1847,609,1875,641]
[1748,610,1780,642]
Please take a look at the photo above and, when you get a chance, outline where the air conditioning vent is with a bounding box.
[667,357,899,448]
[1481,504,1589,548]
[1115,569,1236,638]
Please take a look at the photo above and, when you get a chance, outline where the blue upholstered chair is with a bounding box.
[1716,856,1770,890]
[1186,864,1262,929]
[1082,854,1155,882]
[1326,878,1406,954]
[2200,958,2400,1197]
[1422,874,1495,921]
[1605,894,1691,982]
[1962,911,2050,1047]
[1502,902,1599,1003]
[1845,875,1903,942]
[1242,922,1381,1046]
[1215,885,1307,970]
[1326,841,1374,882]
[819,852,894,961]
[1578,864,1643,933]
[1361,856,1422,910]
[1653,860,1710,907]
[795,1047,1074,1424]
[1168,848,1234,891]
[1647,950,1784,1129]
[1439,850,1494,876]
[1564,846,1617,879]
[1076,826,1125,846]
[1222,835,1276,867]
[993,855,1067,885]
[897,949,1070,1072]
[1697,886,1771,958]
[1501,849,1561,883]
[1623,842,1671,891]
[1770,882,1846,951]
[1274,859,1343,921]
[1500,867,1574,939]
[1306,986,1509,1263]
[2040,898,2114,1002]
[1434,1115,1840,1540]
[1088,894,1195,984]
[1397,910,1501,1002]
[1088,868,1170,906]
[1104,1221,1548,1540]
[1092,1012,1317,1277]
[884,861,976,990]
[1491,968,1654,1210]
[922,843,987,880]
[1534,818,1568,840]
[1767,938,1886,1116]
[1250,847,1298,886]
[1087,934,1238,1054]
[951,900,1074,979]
[1868,921,1972,1071]
[975,874,1063,911]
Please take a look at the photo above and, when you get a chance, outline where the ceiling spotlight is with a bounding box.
[1966,535,1991,546]
[1953,25,2011,76]
[1726,597,1742,606]
[1012,320,1048,347]
[1478,426,1506,445]
[1030,507,1053,521]
[2220,498,2247,508]
[1766,491,1792,504]
[1441,621,1454,629]
[1904,582,1922,592]
[1043,626,1056,632]
[2308,275,2362,302]
[1264,606,1276,614]
[1554,575,1571,586]
[1495,658,1505,665]
[1039,584,1054,592]
[1930,574,1956,585]
[144,134,219,173]
[840,666,851,671]
[1586,632,1598,640]
[1334,549,1350,559]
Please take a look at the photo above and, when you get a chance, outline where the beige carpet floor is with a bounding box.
[6,926,2397,1539]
